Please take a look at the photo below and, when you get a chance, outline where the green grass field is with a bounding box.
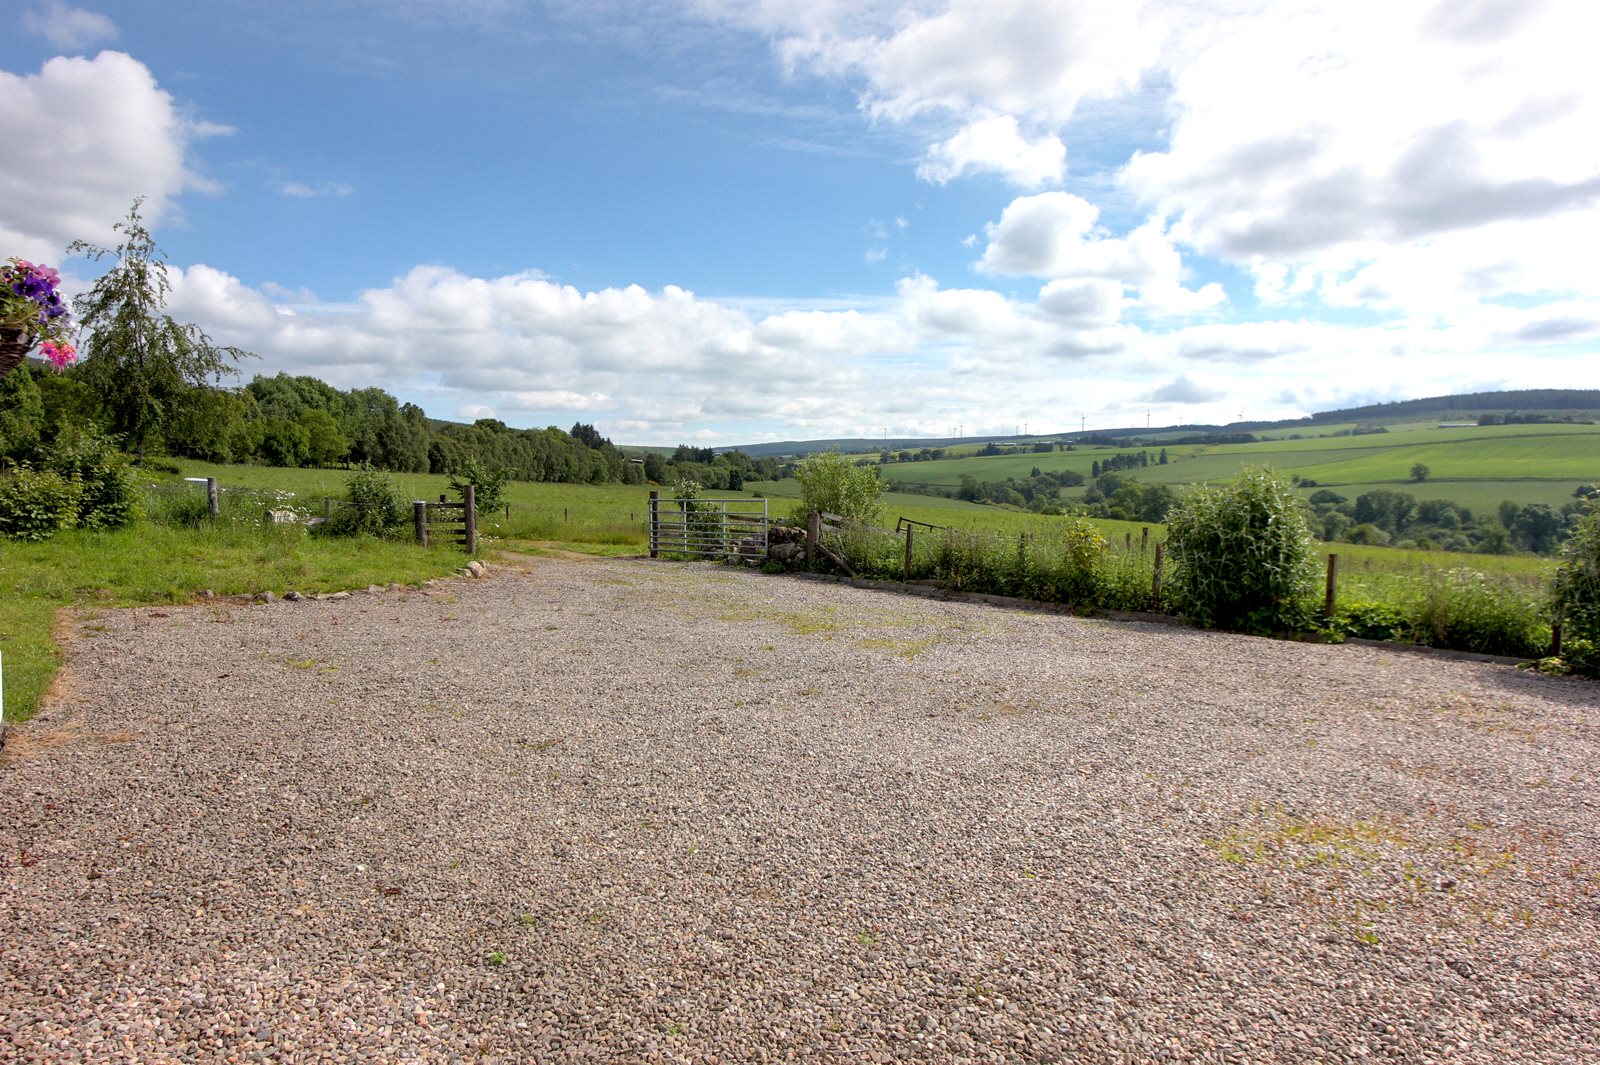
[873,422,1600,513]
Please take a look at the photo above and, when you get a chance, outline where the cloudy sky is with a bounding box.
[3,0,1596,444]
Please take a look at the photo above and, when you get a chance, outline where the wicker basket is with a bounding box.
[0,326,35,377]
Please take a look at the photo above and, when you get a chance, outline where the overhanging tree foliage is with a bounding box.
[69,199,252,461]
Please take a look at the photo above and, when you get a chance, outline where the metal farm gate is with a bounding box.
[647,491,769,563]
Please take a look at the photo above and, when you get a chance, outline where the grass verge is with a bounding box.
[0,521,470,724]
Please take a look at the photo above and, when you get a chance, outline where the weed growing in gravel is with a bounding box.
[486,950,508,966]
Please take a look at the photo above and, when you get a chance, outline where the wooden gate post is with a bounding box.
[1152,543,1163,611]
[1324,554,1338,619]
[464,485,477,555]
[806,511,821,565]
[648,491,659,558]
[903,523,915,584]
[207,478,219,518]
[414,501,428,547]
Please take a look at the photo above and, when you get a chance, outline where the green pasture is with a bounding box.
[746,479,1158,543]
[169,460,651,550]
[873,423,1600,512]
[876,448,1127,488]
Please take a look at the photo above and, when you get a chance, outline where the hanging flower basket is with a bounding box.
[0,324,33,377]
[2,258,76,377]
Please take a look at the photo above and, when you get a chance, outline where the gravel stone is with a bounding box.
[2,556,1596,1063]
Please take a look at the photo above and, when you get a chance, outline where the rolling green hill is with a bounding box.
[873,422,1600,514]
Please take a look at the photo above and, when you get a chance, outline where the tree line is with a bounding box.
[3,203,770,493]
[0,362,655,486]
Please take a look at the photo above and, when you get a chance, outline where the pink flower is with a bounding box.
[40,340,77,371]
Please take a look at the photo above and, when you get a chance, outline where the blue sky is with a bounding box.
[4,0,1597,444]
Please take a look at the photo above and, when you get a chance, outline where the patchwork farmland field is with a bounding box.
[871,422,1600,513]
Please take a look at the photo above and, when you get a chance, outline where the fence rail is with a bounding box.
[648,491,769,562]
[414,486,477,553]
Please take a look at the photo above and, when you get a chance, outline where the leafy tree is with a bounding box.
[1510,503,1564,554]
[0,363,45,459]
[298,408,349,467]
[1410,462,1430,482]
[165,386,254,463]
[1104,482,1178,523]
[1353,489,1416,534]
[260,417,311,467]
[793,448,884,524]
[69,200,251,461]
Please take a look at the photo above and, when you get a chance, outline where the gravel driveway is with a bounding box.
[3,555,1598,1063]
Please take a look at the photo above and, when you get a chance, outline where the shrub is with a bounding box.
[49,425,139,530]
[1330,600,1411,642]
[793,449,884,525]
[323,466,407,538]
[1165,467,1318,632]
[0,465,81,541]
[1551,502,1600,674]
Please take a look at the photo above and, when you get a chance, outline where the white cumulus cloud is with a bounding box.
[0,52,229,261]
[917,115,1065,188]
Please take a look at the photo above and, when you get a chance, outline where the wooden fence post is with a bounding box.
[1152,543,1163,611]
[807,511,820,565]
[903,523,915,584]
[323,496,331,521]
[649,491,659,558]
[207,478,219,518]
[1324,553,1339,619]
[1551,619,1562,657]
[1140,527,1148,553]
[414,501,428,547]
[464,485,477,555]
